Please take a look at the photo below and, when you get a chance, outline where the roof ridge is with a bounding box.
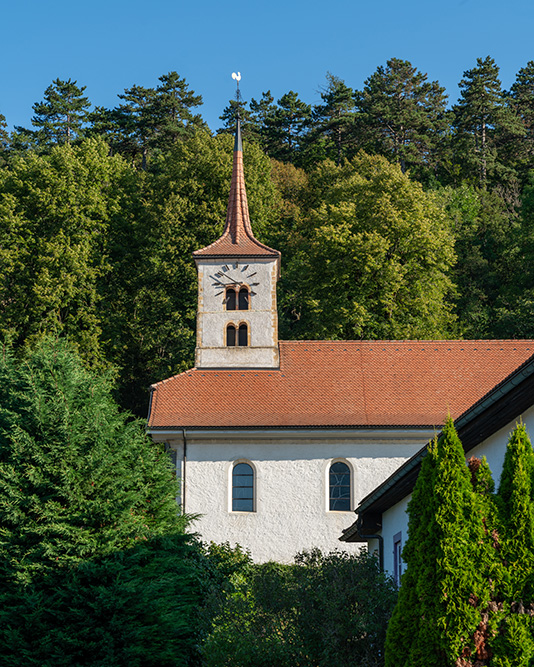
[279,339,534,345]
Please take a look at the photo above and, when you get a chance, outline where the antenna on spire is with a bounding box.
[232,71,242,120]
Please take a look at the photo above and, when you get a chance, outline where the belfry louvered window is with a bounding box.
[329,461,351,511]
[232,462,254,512]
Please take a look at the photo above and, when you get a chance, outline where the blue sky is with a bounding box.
[1,0,534,132]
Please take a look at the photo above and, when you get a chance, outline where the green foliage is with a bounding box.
[388,421,534,666]
[0,137,139,367]
[0,338,202,665]
[355,58,448,178]
[305,73,356,166]
[452,56,523,188]
[386,419,492,666]
[88,71,204,168]
[18,78,91,147]
[489,424,534,665]
[279,153,456,340]
[202,548,397,667]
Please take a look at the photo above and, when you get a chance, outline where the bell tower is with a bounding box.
[192,114,280,369]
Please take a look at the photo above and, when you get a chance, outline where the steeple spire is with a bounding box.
[192,74,279,263]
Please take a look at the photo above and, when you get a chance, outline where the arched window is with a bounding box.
[232,462,254,512]
[226,288,237,311]
[238,287,249,310]
[329,461,351,511]
[226,324,236,346]
[238,323,248,346]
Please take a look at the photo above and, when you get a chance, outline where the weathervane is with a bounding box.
[232,71,242,120]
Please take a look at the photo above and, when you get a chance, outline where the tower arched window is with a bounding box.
[226,324,236,346]
[238,323,248,346]
[226,288,237,311]
[329,461,351,511]
[232,462,254,512]
[238,287,249,310]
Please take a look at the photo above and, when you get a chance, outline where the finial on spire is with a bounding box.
[231,72,243,151]
[232,71,242,106]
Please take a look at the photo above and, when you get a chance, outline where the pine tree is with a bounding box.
[28,78,91,146]
[306,73,356,166]
[262,91,311,164]
[249,90,277,144]
[151,71,204,149]
[354,58,448,177]
[0,112,9,165]
[452,56,522,187]
[508,61,534,181]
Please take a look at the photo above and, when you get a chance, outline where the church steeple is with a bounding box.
[192,118,280,263]
[192,77,280,369]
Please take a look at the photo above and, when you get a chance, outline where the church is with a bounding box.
[147,121,534,563]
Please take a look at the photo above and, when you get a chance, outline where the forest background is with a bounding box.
[1,56,534,415]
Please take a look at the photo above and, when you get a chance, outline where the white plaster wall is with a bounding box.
[380,495,411,577]
[469,404,534,488]
[171,436,423,563]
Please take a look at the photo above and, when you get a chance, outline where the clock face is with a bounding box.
[209,262,260,296]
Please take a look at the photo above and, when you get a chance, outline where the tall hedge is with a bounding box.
[0,338,202,666]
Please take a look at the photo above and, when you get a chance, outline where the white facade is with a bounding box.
[153,428,430,562]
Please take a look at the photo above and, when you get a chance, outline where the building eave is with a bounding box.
[340,351,534,542]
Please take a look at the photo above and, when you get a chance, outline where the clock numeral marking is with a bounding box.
[212,282,224,288]
[250,291,257,296]
[242,264,249,271]
[215,291,224,296]
[215,271,224,277]
[250,282,260,286]
[247,272,257,278]
[234,262,239,269]
[222,265,229,272]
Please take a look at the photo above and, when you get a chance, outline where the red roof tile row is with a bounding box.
[148,340,534,429]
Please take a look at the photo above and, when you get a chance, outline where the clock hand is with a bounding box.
[218,275,243,286]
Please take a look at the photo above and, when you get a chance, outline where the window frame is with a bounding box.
[230,460,256,513]
[327,459,352,512]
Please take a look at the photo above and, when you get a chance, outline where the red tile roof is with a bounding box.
[148,340,534,429]
[193,121,280,260]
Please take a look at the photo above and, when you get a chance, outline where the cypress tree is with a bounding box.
[491,423,534,665]
[385,439,440,667]
[385,418,489,666]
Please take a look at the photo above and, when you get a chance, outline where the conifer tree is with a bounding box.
[27,78,91,146]
[452,56,522,187]
[508,61,534,181]
[385,441,439,666]
[306,73,356,166]
[491,423,534,665]
[0,338,201,665]
[385,419,489,666]
[354,58,448,177]
[262,91,311,164]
